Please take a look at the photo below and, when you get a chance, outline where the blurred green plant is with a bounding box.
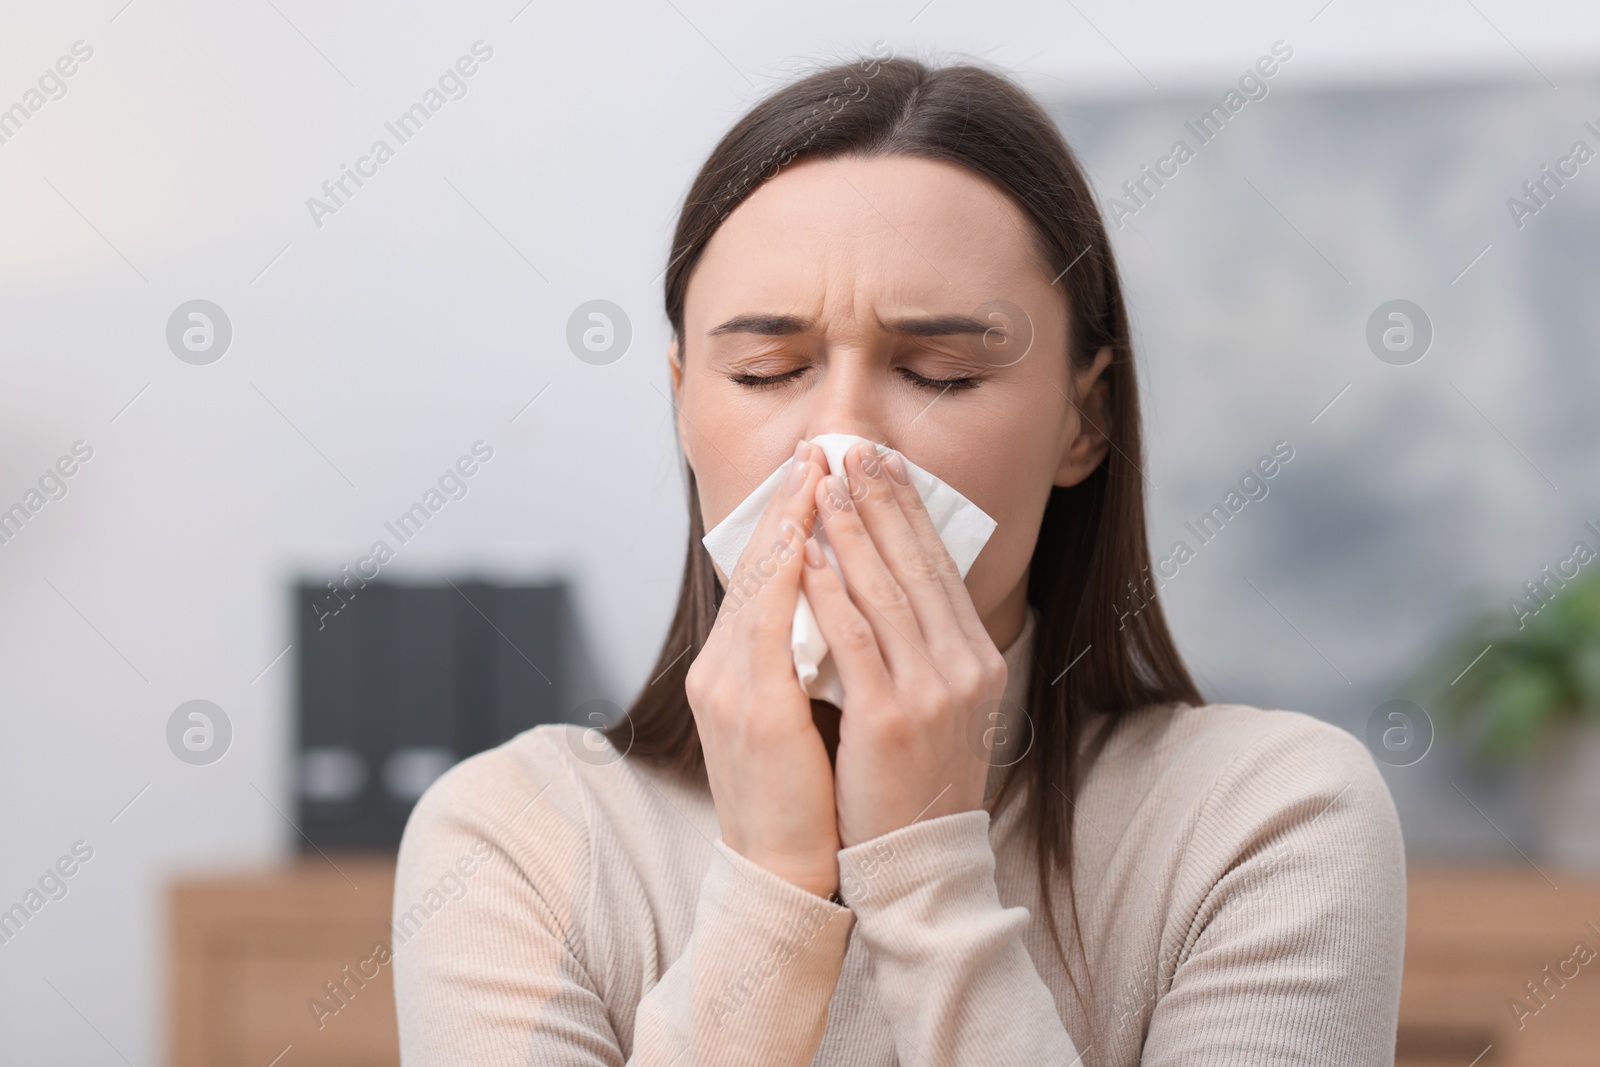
[1407,568,1600,767]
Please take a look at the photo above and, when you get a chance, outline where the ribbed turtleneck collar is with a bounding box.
[983,602,1038,809]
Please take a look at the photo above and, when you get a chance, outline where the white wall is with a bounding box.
[2,1,1596,1062]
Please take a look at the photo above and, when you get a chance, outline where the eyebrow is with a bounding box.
[706,313,996,337]
[708,314,810,336]
[882,314,994,337]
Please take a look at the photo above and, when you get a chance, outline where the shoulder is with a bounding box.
[1176,703,1395,832]
[1093,705,1410,1057]
[400,723,592,855]
[1086,701,1404,899]
[1093,701,1393,820]
[394,724,599,934]
[1099,700,1376,774]
[390,730,648,1061]
[1098,701,1404,933]
[395,723,706,913]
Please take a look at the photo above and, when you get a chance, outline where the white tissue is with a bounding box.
[701,432,998,707]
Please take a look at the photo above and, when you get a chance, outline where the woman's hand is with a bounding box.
[800,441,1008,848]
[684,439,842,898]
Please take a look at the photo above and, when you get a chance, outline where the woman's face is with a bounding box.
[669,154,1111,637]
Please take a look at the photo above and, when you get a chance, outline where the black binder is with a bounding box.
[292,578,594,851]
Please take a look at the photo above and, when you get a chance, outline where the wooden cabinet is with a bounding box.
[168,856,399,1067]
[1398,867,1600,1066]
[169,861,1600,1065]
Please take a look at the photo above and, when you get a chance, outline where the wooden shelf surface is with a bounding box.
[1398,866,1600,1067]
[168,859,1600,1066]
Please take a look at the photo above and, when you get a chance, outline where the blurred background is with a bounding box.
[3,1,1599,1064]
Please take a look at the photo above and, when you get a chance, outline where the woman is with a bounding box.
[393,55,1405,1066]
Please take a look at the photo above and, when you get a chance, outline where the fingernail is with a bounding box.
[804,537,826,568]
[858,441,883,479]
[793,438,808,463]
[784,459,812,496]
[884,450,911,485]
[826,473,852,509]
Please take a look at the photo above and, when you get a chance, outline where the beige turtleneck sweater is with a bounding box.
[392,604,1406,1065]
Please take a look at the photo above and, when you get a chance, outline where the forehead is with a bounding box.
[685,154,1051,322]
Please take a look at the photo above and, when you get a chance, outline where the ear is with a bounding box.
[667,338,693,468]
[1054,345,1114,488]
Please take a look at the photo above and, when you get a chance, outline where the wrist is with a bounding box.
[735,847,839,899]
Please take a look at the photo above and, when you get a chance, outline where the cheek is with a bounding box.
[962,504,1036,614]
[681,393,746,529]
[950,453,1053,614]
[685,406,798,533]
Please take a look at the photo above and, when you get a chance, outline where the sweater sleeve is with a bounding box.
[835,809,1086,1066]
[629,838,855,1065]
[1140,714,1408,1066]
[392,733,855,1067]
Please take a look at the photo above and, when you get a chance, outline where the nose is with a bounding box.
[803,346,890,466]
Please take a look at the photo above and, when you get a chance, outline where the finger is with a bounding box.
[798,532,893,706]
[874,446,991,650]
[841,440,967,658]
[722,439,822,594]
[812,466,927,677]
[714,441,825,662]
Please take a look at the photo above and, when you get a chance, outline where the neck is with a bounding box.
[983,577,1031,660]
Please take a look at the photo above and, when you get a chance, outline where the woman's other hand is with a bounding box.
[801,440,1009,847]
[685,439,842,898]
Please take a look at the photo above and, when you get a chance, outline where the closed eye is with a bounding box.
[728,369,806,390]
[728,368,980,392]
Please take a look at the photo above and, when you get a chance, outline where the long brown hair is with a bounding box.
[604,53,1202,1044]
